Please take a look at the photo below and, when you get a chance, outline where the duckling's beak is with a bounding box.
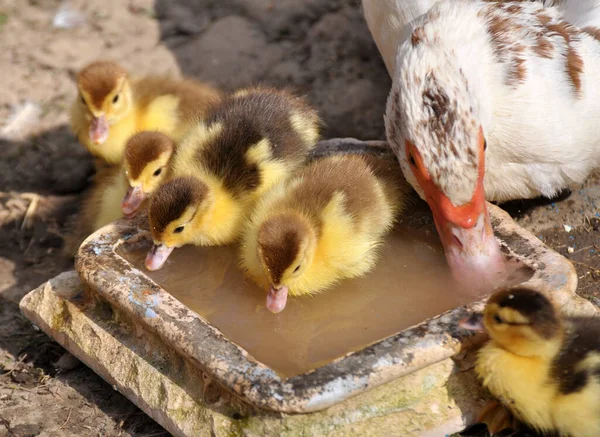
[122,186,145,218]
[89,114,109,145]
[145,243,173,271]
[458,313,485,332]
[266,285,289,314]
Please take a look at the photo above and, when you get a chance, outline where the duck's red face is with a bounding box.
[405,128,506,292]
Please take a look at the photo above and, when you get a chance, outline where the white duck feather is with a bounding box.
[380,0,600,284]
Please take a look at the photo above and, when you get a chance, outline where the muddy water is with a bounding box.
[119,226,485,377]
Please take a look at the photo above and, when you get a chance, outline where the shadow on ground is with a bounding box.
[154,0,391,140]
[0,125,167,436]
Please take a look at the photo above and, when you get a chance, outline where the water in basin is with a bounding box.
[118,221,498,377]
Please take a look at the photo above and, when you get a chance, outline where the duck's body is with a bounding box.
[384,0,600,284]
[464,288,600,437]
[361,0,589,78]
[70,61,222,165]
[145,87,321,271]
[240,154,407,313]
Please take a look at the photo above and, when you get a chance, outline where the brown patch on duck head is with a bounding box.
[411,26,426,47]
[148,177,209,239]
[257,213,308,286]
[125,131,175,180]
[76,61,127,109]
[488,287,561,340]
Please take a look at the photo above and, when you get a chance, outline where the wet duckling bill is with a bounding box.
[145,87,321,271]
[462,287,600,437]
[240,154,408,313]
[70,60,221,165]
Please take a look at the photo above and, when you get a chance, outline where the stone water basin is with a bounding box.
[20,139,595,437]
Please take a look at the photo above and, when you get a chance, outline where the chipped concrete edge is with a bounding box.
[19,272,493,436]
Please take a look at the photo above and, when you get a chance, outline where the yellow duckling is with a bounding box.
[461,287,600,437]
[70,60,221,166]
[121,131,176,218]
[240,154,407,313]
[145,87,321,271]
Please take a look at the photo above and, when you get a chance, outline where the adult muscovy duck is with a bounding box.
[376,0,600,285]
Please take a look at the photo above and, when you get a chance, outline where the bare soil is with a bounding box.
[0,0,598,436]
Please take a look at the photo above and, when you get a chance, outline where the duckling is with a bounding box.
[240,154,407,313]
[461,287,600,437]
[121,131,175,218]
[63,164,128,256]
[145,87,321,271]
[70,60,222,165]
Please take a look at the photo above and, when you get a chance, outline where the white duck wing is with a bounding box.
[362,0,439,77]
[553,0,600,28]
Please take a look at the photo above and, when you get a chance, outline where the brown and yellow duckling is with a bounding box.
[145,86,321,271]
[240,154,407,313]
[70,60,221,166]
[63,131,173,255]
[461,287,600,437]
[121,131,176,218]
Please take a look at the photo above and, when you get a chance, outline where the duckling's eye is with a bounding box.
[174,226,185,234]
[153,168,162,177]
[293,264,301,273]
[113,94,120,104]
[493,314,504,324]
[409,154,416,167]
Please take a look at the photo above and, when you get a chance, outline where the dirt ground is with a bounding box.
[0,0,599,436]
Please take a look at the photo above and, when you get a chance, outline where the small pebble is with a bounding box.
[563,224,572,233]
[54,351,81,372]
[568,247,574,254]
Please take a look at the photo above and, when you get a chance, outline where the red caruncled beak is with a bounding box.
[406,130,506,293]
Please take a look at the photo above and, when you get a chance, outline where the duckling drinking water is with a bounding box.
[70,60,221,166]
[145,87,321,271]
[240,154,408,313]
[462,287,600,437]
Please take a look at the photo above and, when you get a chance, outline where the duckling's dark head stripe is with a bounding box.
[77,61,127,109]
[490,288,559,339]
[149,177,208,236]
[126,132,174,179]
[257,215,303,284]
